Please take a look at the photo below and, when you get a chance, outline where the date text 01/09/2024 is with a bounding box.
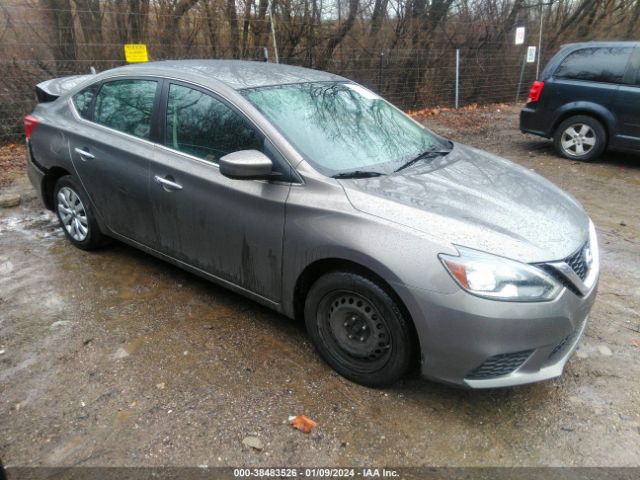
[232,467,400,477]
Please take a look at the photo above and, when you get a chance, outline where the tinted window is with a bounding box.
[165,84,262,163]
[555,47,632,84]
[72,84,98,119]
[630,49,640,86]
[94,79,157,139]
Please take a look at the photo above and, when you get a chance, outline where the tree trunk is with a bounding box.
[226,0,241,58]
[127,0,150,43]
[40,0,77,74]
[370,0,389,38]
[203,0,219,57]
[315,0,359,70]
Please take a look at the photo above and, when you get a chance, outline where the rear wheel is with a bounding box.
[304,271,416,387]
[553,115,606,162]
[54,175,106,250]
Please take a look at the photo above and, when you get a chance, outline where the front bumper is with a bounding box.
[395,273,598,388]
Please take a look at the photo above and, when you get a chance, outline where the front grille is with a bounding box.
[537,241,592,297]
[565,242,589,281]
[466,350,534,380]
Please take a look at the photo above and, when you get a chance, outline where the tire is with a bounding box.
[304,271,416,387]
[553,115,606,162]
[53,175,106,250]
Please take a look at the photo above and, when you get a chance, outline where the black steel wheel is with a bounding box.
[304,271,416,387]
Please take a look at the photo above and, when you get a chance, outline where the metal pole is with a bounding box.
[516,53,527,103]
[378,51,384,93]
[536,3,544,79]
[267,0,279,63]
[455,49,460,109]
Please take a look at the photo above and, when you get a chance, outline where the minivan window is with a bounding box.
[72,84,98,119]
[94,79,157,139]
[165,83,262,163]
[554,47,632,84]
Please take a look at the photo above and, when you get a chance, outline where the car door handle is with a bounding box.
[74,148,95,160]
[154,175,183,191]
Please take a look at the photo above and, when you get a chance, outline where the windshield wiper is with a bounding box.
[394,147,452,173]
[332,170,385,179]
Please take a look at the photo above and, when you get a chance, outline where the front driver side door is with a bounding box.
[148,81,291,303]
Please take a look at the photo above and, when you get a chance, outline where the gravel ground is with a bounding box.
[0,104,639,468]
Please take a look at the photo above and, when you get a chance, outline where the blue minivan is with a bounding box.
[520,41,640,161]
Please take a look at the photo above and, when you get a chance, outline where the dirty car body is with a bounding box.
[25,60,599,388]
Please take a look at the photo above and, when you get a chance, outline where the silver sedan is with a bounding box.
[25,60,599,388]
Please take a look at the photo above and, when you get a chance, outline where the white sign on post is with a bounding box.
[515,27,525,45]
[527,46,537,63]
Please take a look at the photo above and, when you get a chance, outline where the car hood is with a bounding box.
[339,143,589,263]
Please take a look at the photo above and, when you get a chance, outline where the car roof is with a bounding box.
[559,41,640,50]
[102,59,348,90]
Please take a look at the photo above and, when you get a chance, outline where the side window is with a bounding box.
[94,79,157,139]
[630,49,640,86]
[165,83,262,163]
[554,47,632,84]
[72,84,98,119]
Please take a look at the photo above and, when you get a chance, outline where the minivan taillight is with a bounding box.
[24,115,39,140]
[527,81,544,104]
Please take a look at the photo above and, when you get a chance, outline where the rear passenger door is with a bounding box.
[611,47,640,150]
[68,78,160,245]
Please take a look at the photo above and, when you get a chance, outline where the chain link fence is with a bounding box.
[0,2,550,144]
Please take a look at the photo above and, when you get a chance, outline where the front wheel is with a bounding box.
[304,271,416,387]
[553,115,606,162]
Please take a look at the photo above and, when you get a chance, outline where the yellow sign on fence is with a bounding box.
[124,44,148,63]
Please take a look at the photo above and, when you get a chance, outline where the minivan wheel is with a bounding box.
[304,271,415,387]
[54,175,105,250]
[553,115,606,161]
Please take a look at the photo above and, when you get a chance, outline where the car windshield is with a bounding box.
[242,82,445,176]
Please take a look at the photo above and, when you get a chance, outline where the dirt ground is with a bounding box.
[1,104,639,468]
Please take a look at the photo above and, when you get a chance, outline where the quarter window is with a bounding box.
[94,79,157,139]
[555,47,632,84]
[72,84,98,119]
[165,83,262,163]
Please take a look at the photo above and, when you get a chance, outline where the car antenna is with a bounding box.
[89,66,97,75]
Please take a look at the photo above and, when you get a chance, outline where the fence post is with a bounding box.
[455,49,460,109]
[515,53,527,103]
[536,2,544,79]
[378,51,384,93]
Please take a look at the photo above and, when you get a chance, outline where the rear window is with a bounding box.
[72,84,98,119]
[554,47,632,84]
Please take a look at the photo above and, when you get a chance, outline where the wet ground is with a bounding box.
[1,105,639,467]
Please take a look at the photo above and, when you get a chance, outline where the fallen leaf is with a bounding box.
[288,415,317,433]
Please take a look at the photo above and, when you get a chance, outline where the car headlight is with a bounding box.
[439,247,561,302]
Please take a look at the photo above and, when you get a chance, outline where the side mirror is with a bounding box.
[219,150,273,180]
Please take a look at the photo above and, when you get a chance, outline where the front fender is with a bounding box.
[280,177,458,319]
